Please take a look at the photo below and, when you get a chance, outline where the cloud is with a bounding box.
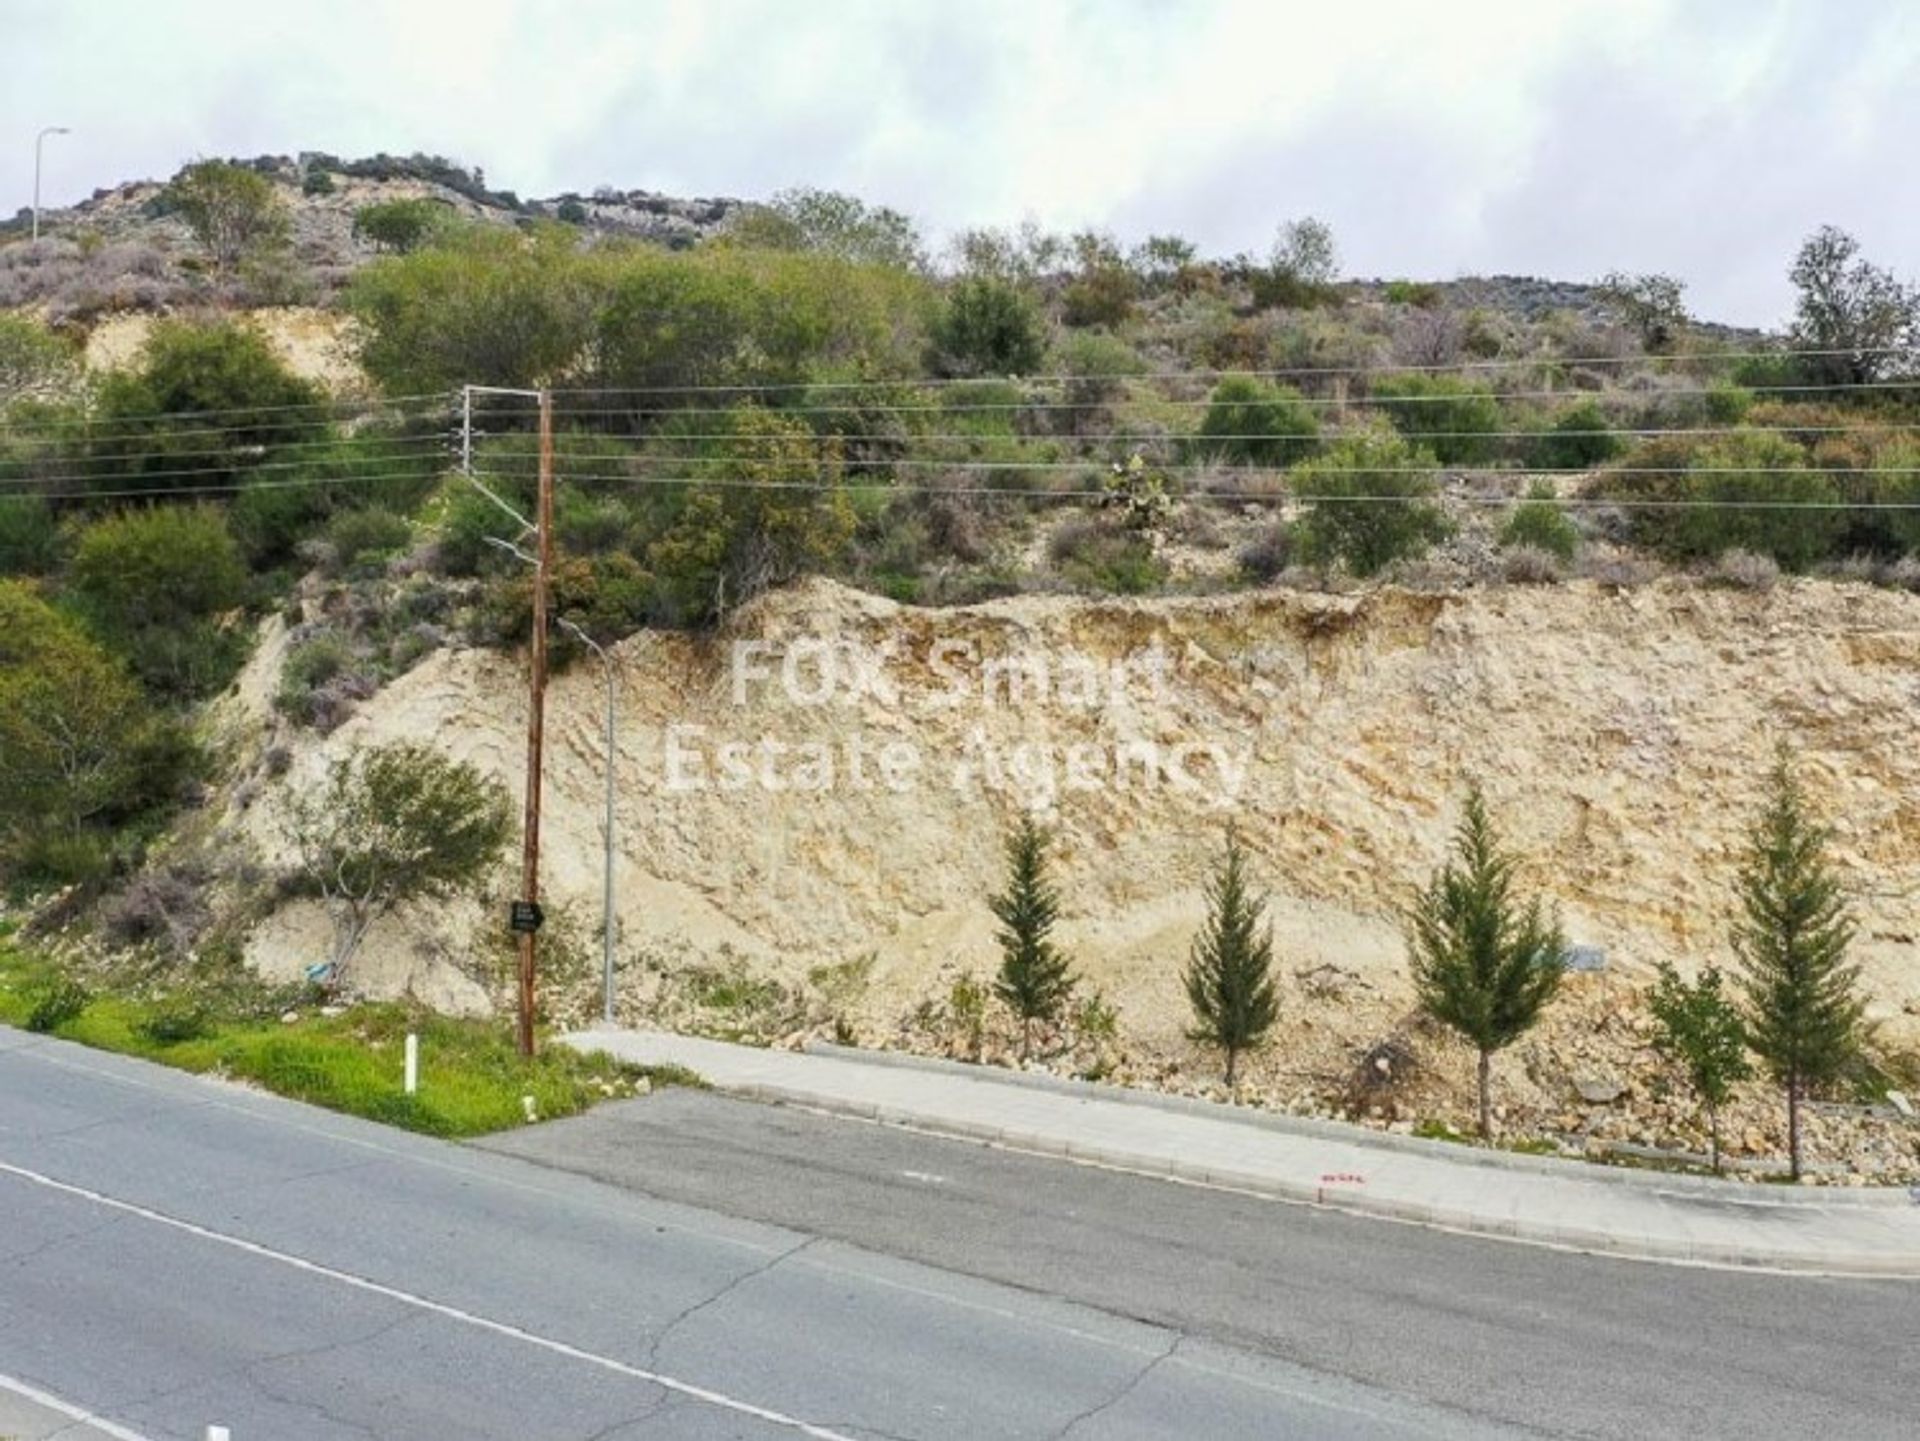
[3,0,1916,324]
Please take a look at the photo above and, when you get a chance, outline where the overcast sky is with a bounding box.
[6,0,1916,326]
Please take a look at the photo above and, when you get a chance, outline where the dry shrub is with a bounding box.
[1502,544,1564,585]
[1709,549,1781,592]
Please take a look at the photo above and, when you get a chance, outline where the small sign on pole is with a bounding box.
[509,900,545,935]
[404,1032,419,1095]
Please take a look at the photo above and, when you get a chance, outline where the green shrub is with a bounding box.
[324,507,413,573]
[1294,434,1451,576]
[352,198,455,254]
[1533,400,1623,470]
[1384,279,1442,309]
[1704,384,1755,425]
[25,977,90,1033]
[931,277,1046,377]
[0,498,63,575]
[1368,373,1502,465]
[1501,485,1579,560]
[1190,377,1319,467]
[140,1002,213,1045]
[1054,331,1147,422]
[645,407,856,624]
[87,320,324,492]
[0,581,191,869]
[1048,516,1167,594]
[301,168,335,197]
[1678,433,1837,571]
[68,505,251,701]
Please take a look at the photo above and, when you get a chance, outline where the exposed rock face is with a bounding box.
[238,576,1920,1061]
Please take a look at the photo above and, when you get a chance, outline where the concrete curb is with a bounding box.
[803,1041,1917,1210]
[727,1076,1920,1277]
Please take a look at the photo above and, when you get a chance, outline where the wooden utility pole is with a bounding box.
[515,390,555,1057]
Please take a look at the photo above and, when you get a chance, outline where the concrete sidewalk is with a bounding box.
[565,1027,1920,1277]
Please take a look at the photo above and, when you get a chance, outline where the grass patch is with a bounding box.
[0,944,694,1138]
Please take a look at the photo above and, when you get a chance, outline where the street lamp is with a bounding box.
[556,618,621,1027]
[33,127,71,242]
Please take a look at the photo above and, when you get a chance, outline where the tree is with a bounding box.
[1184,828,1279,1086]
[1787,226,1919,386]
[68,506,251,701]
[348,226,600,392]
[1253,217,1340,307]
[990,815,1075,1059]
[281,742,513,986]
[930,276,1046,378]
[1408,785,1566,1138]
[1273,217,1338,287]
[1293,433,1451,577]
[724,187,926,270]
[167,160,289,274]
[1648,963,1751,1174]
[1191,376,1319,467]
[88,320,324,492]
[1731,753,1867,1180]
[1532,399,1623,471]
[1595,272,1690,352]
[0,581,187,877]
[351,198,455,254]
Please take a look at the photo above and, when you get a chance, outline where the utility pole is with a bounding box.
[32,127,71,242]
[516,388,555,1058]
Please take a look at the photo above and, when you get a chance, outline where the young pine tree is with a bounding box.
[990,816,1076,1059]
[1184,828,1280,1087]
[1732,754,1866,1180]
[1408,785,1566,1138]
[1648,963,1752,1174]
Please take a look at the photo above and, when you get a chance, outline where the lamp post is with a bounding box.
[556,619,620,1027]
[33,127,71,242]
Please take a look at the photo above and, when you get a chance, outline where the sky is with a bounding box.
[5,0,1917,327]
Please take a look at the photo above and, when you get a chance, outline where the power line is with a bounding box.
[536,378,1920,422]
[545,345,1919,395]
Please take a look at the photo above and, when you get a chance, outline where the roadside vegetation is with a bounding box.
[0,931,690,1136]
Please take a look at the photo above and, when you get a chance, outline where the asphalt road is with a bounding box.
[0,1029,1513,1441]
[484,1088,1920,1441]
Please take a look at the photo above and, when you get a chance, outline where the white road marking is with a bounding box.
[0,1370,158,1441]
[0,1160,856,1441]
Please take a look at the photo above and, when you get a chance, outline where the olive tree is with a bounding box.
[281,742,513,985]
[1788,226,1920,386]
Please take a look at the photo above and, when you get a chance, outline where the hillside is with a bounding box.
[4,153,1917,1178]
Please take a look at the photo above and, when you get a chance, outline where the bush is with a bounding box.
[324,507,413,574]
[1053,331,1146,432]
[1501,545,1563,584]
[87,319,324,493]
[645,407,856,624]
[1190,377,1319,467]
[1367,374,1502,465]
[1532,400,1623,470]
[1237,523,1294,582]
[0,497,63,575]
[25,977,90,1033]
[68,505,251,700]
[1500,484,1579,560]
[1047,516,1167,594]
[1710,549,1782,591]
[1679,433,1837,571]
[352,198,454,254]
[1294,434,1451,576]
[0,313,78,408]
[930,277,1045,377]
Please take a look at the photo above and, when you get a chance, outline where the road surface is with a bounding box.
[0,1028,1514,1439]
[486,1086,1920,1440]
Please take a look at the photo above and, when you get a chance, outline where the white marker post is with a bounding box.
[207,1427,231,1441]
[404,1033,419,1095]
